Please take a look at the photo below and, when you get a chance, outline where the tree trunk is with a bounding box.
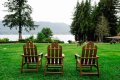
[98,36,101,42]
[18,26,22,41]
[18,0,22,41]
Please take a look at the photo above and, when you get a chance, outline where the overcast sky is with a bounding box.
[0,0,100,25]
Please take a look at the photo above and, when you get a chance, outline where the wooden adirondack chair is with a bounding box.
[75,41,100,77]
[44,42,64,75]
[21,41,43,73]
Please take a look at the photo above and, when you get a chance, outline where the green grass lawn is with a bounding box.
[0,43,120,80]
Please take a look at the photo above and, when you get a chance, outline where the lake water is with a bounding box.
[0,34,75,43]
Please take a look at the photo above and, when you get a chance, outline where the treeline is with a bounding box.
[70,0,120,42]
[19,27,64,43]
[0,28,64,43]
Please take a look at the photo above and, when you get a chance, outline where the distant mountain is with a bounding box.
[0,21,71,35]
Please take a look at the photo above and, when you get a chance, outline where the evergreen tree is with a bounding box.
[98,0,119,36]
[82,0,93,41]
[71,0,93,41]
[2,0,36,40]
[91,4,101,38]
[70,1,81,41]
[117,18,120,34]
[95,14,110,42]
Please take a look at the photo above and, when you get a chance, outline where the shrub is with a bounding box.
[37,32,45,42]
[0,38,9,43]
[44,38,53,43]
[19,36,35,43]
[54,40,64,43]
[41,27,53,38]
[19,39,26,43]
[68,40,72,44]
[25,35,35,42]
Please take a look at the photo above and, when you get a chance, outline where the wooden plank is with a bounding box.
[23,45,27,62]
[81,46,85,64]
[34,46,38,62]
[89,49,93,64]
[51,43,55,64]
[55,43,58,64]
[48,45,50,64]
[59,46,62,64]
[85,48,89,65]
[30,44,35,62]
[27,42,31,63]
[82,72,98,75]
[92,46,97,64]
[45,72,63,74]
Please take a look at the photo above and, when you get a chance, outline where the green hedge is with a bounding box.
[0,38,9,43]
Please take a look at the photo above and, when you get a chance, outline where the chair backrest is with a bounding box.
[23,41,38,63]
[47,42,62,64]
[81,41,97,65]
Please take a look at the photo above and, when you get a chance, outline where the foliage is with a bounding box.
[54,40,64,43]
[44,38,53,43]
[98,0,120,36]
[95,15,110,42]
[117,33,120,36]
[37,32,45,42]
[70,1,80,36]
[117,18,120,34]
[41,27,53,38]
[18,35,35,43]
[0,38,9,42]
[71,0,120,42]
[71,0,94,41]
[91,4,102,40]
[2,0,36,40]
[19,39,26,43]
[68,40,72,44]
[36,27,53,43]
[25,35,34,42]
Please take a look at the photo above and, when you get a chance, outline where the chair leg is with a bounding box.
[41,59,42,67]
[36,63,39,73]
[21,65,23,73]
[38,61,41,68]
[79,63,82,76]
[76,61,77,70]
[21,61,24,73]
[97,61,100,77]
[44,65,47,76]
[61,65,64,75]
[97,65,100,77]
[76,60,79,70]
[90,66,92,71]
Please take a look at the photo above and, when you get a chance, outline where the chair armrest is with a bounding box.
[96,55,99,58]
[21,54,24,56]
[80,56,99,60]
[38,53,43,58]
[96,55,99,60]
[21,53,43,57]
[62,54,65,58]
[44,54,47,58]
[75,54,81,59]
